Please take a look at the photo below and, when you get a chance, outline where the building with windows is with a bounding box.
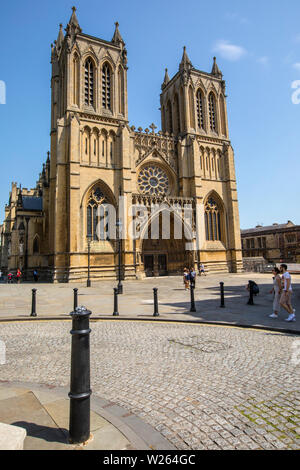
[241,221,300,266]
[0,7,242,281]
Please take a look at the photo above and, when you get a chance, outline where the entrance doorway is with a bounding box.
[143,253,168,277]
[144,254,154,277]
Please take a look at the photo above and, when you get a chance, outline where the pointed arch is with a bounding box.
[219,94,227,136]
[174,93,181,134]
[108,130,116,165]
[208,91,218,132]
[166,100,173,134]
[203,191,225,241]
[102,62,112,110]
[118,65,125,115]
[84,57,95,107]
[82,126,91,163]
[33,235,40,255]
[83,180,117,242]
[188,86,195,130]
[72,52,80,106]
[196,88,205,131]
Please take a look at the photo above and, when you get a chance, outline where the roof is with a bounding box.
[241,222,297,235]
[21,196,43,212]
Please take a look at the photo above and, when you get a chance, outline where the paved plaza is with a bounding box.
[0,273,299,450]
[0,273,299,332]
[0,319,300,450]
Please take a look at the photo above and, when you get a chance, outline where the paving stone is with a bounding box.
[0,320,299,450]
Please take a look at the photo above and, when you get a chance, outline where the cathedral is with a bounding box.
[0,7,242,282]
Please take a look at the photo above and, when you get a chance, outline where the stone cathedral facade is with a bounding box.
[0,7,243,282]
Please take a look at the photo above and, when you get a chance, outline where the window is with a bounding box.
[33,237,39,254]
[196,90,205,130]
[189,86,195,129]
[166,100,173,134]
[84,58,94,106]
[102,63,111,109]
[86,186,108,240]
[286,234,296,243]
[220,95,226,136]
[174,94,180,134]
[73,53,79,106]
[204,197,222,241]
[208,92,217,132]
[118,66,124,115]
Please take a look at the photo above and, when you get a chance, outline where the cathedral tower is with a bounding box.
[49,7,131,281]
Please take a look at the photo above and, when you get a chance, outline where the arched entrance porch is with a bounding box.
[140,210,194,277]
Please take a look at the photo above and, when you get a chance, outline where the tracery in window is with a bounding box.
[84,58,94,106]
[138,165,169,196]
[204,197,222,241]
[102,63,111,110]
[196,90,205,130]
[86,186,108,240]
[208,92,217,132]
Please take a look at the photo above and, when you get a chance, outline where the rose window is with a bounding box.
[138,166,169,196]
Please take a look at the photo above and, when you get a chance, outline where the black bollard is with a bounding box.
[153,288,159,317]
[113,288,119,316]
[30,289,37,317]
[190,285,196,312]
[247,281,254,305]
[69,306,92,444]
[73,288,78,311]
[220,282,225,308]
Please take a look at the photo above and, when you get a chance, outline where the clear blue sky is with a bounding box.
[0,0,300,229]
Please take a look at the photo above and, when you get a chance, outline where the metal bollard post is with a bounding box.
[30,289,37,317]
[247,282,254,305]
[220,282,225,308]
[153,288,159,317]
[113,288,119,316]
[190,285,196,312]
[69,306,92,444]
[73,288,78,311]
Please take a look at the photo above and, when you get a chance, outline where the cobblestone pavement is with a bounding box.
[0,273,299,332]
[0,320,300,450]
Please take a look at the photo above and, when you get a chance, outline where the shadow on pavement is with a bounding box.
[13,421,69,444]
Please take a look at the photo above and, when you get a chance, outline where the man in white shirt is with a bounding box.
[279,264,296,322]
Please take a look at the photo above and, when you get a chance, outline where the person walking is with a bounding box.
[16,268,22,284]
[7,272,13,284]
[189,267,196,288]
[33,269,39,283]
[269,267,282,318]
[279,264,296,322]
[183,268,190,290]
[199,263,206,276]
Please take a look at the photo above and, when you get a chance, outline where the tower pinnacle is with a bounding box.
[112,21,125,46]
[211,57,222,78]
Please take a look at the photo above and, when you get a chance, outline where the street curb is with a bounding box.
[0,381,175,451]
[0,315,299,335]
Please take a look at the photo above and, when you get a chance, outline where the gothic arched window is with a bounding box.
[166,100,173,134]
[84,58,94,106]
[73,53,79,106]
[196,89,205,130]
[208,92,217,132]
[118,66,124,115]
[174,94,180,134]
[102,63,111,110]
[220,95,226,136]
[86,186,110,240]
[189,86,195,129]
[204,197,222,241]
[33,236,39,254]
